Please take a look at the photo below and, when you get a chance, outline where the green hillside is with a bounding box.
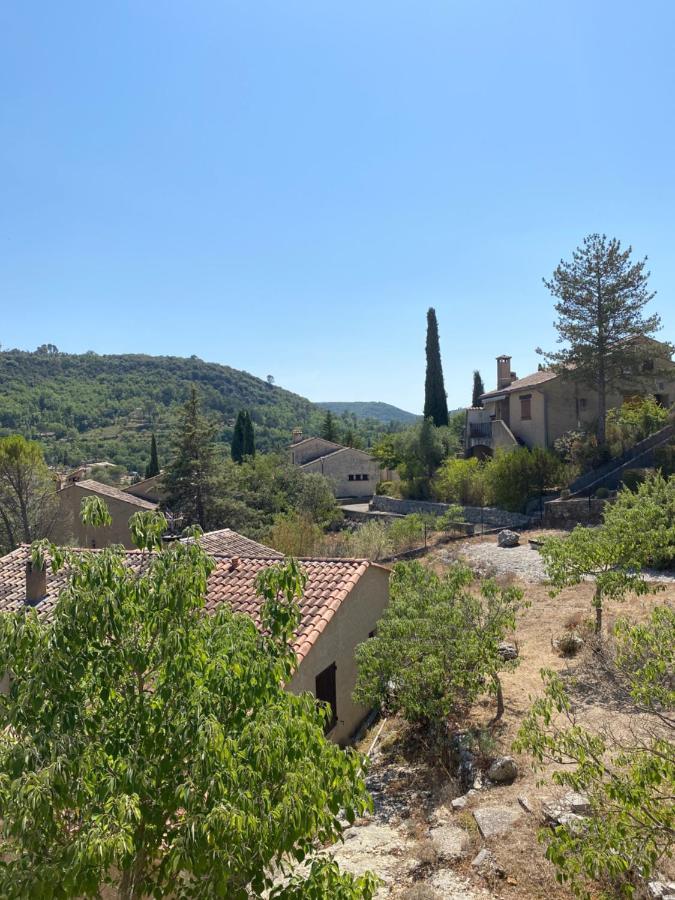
[0,350,336,472]
[317,401,419,425]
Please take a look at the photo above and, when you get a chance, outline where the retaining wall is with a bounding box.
[544,497,611,528]
[370,495,532,528]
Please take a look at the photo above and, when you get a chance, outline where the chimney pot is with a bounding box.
[291,428,303,445]
[229,556,240,572]
[25,560,47,606]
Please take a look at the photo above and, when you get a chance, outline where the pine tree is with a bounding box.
[472,370,484,408]
[163,387,219,529]
[321,410,338,442]
[145,433,160,478]
[540,234,666,444]
[423,308,449,427]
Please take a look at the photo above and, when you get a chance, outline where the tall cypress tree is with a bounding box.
[231,411,246,464]
[145,433,160,478]
[423,308,449,427]
[472,370,485,408]
[243,411,255,458]
[163,387,219,529]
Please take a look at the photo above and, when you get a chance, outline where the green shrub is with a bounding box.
[375,480,394,496]
[485,447,565,513]
[621,468,649,492]
[433,457,487,506]
[593,486,610,499]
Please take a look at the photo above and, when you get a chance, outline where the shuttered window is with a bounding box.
[519,394,532,420]
[315,663,337,732]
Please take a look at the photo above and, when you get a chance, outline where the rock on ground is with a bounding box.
[498,529,520,548]
[487,755,518,783]
[429,823,468,860]
[473,805,522,838]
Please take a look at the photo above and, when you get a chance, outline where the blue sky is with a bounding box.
[1,1,673,413]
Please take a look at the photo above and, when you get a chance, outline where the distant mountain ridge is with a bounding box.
[317,401,419,424]
[0,350,389,471]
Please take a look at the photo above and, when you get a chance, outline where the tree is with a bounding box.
[539,234,665,444]
[540,477,670,633]
[423,308,449,427]
[0,435,58,552]
[354,561,524,729]
[321,410,338,443]
[162,387,220,529]
[0,515,377,899]
[232,410,255,463]
[471,370,484,408]
[145,433,160,478]
[418,417,444,480]
[514,606,674,898]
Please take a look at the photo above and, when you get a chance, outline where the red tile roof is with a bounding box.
[65,479,158,510]
[193,528,283,558]
[0,547,380,663]
[481,369,558,399]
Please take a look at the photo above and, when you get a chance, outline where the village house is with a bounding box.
[52,479,159,549]
[0,533,390,745]
[465,339,675,457]
[123,473,165,504]
[289,430,394,498]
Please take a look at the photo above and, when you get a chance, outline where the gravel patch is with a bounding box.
[445,541,675,585]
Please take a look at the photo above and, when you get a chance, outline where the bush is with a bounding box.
[266,511,323,556]
[621,468,649,492]
[593,486,610,499]
[354,561,524,728]
[433,457,487,506]
[606,396,669,455]
[485,447,565,513]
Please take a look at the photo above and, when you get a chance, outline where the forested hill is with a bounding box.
[317,401,418,424]
[0,350,387,472]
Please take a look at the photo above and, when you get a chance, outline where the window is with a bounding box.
[348,474,354,482]
[642,359,654,373]
[361,473,369,481]
[519,394,532,420]
[315,663,337,732]
[578,398,587,410]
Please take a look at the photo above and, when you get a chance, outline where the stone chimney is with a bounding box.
[497,355,514,390]
[291,428,303,445]
[25,560,47,606]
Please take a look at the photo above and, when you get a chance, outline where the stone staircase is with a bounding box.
[568,422,674,497]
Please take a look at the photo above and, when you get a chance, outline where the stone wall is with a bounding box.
[544,497,611,528]
[370,495,532,528]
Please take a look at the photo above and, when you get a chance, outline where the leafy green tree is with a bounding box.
[606,396,669,454]
[539,234,666,444]
[354,562,524,728]
[423,308,449,427]
[162,387,221,529]
[145,432,160,478]
[433,456,487,506]
[471,370,484,408]
[0,435,59,552]
[514,605,674,898]
[541,480,669,633]
[321,410,338,443]
[0,517,377,899]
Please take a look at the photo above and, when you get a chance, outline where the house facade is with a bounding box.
[465,340,675,456]
[290,431,393,498]
[53,479,159,549]
[0,536,390,745]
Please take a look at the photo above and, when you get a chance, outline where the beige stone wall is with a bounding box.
[53,486,142,549]
[300,449,384,498]
[507,389,546,447]
[287,566,390,745]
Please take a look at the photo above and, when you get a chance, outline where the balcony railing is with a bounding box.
[469,422,492,440]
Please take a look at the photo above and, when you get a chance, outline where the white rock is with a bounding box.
[429,823,468,860]
[487,755,518,783]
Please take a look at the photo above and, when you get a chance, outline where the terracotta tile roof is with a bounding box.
[0,547,379,663]
[299,447,376,468]
[66,480,158,510]
[192,529,283,558]
[481,369,558,399]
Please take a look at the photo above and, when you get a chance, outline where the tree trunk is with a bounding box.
[493,676,504,721]
[594,587,603,635]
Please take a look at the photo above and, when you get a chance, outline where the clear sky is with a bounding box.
[1,1,673,413]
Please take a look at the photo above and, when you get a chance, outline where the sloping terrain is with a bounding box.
[317,401,419,425]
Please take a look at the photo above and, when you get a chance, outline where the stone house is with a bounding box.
[290,432,393,498]
[123,473,165,504]
[53,479,159,549]
[465,339,675,457]
[0,539,390,745]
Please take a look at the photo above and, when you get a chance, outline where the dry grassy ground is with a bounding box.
[351,532,675,899]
